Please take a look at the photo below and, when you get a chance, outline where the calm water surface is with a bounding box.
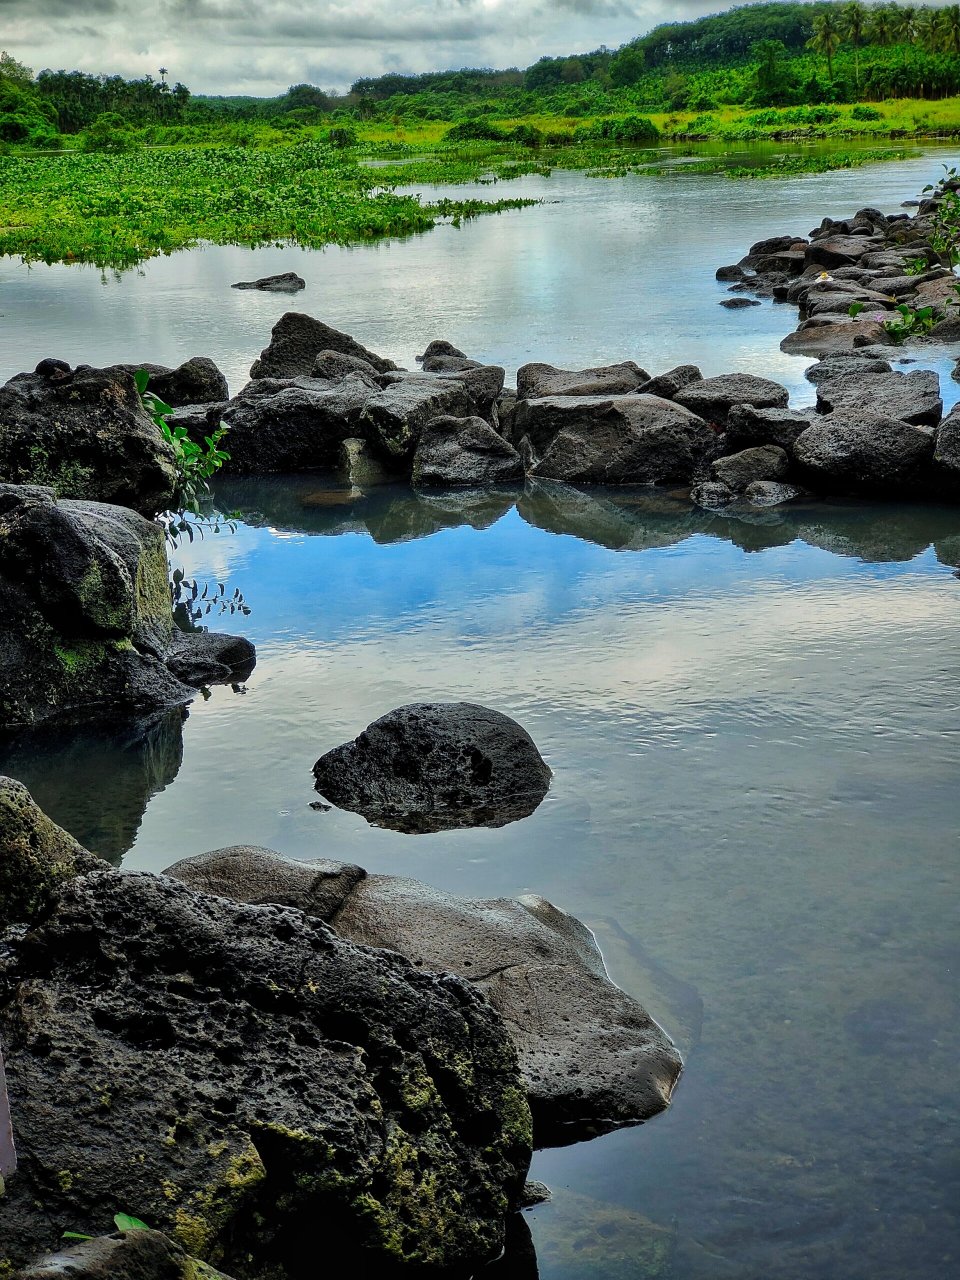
[1,154,959,1278]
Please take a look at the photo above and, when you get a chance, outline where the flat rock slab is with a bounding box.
[780,318,894,356]
[673,373,789,426]
[815,369,942,427]
[517,362,648,400]
[166,846,684,1145]
[312,702,551,832]
[0,865,529,1272]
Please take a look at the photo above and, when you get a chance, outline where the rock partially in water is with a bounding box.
[517,361,648,400]
[337,437,395,488]
[711,445,790,492]
[0,860,531,1273]
[18,1230,237,1280]
[219,374,372,472]
[312,702,551,832]
[412,416,523,488]
[719,296,761,309]
[166,846,683,1145]
[780,318,894,357]
[690,480,736,511]
[794,412,934,496]
[360,378,477,461]
[0,363,177,516]
[815,368,943,428]
[804,353,893,386]
[250,312,396,380]
[742,480,803,508]
[673,373,789,426]
[232,271,305,292]
[724,404,814,452]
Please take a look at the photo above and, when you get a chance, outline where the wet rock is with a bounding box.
[337,437,394,487]
[219,374,373,472]
[17,1230,237,1280]
[311,349,383,382]
[690,480,735,510]
[673,373,789,426]
[724,405,814,452]
[116,357,229,407]
[386,364,505,420]
[360,378,476,461]
[715,263,746,281]
[250,312,396,379]
[231,271,305,292]
[0,863,531,1272]
[417,340,467,361]
[166,846,682,1145]
[412,416,522,488]
[933,407,960,480]
[711,445,790,492]
[793,412,934,495]
[0,487,253,728]
[165,632,256,687]
[420,354,481,373]
[719,297,761,309]
[804,353,893,386]
[516,395,715,486]
[637,365,702,400]
[742,480,803,507]
[516,361,648,400]
[0,363,177,516]
[780,318,894,356]
[313,702,551,833]
[815,369,942,427]
[0,774,100,927]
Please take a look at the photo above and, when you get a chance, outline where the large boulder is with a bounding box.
[250,313,396,380]
[412,416,522,488]
[515,395,714,485]
[793,412,934,496]
[815,369,942,427]
[805,235,878,269]
[360,378,477,462]
[114,358,229,407]
[0,863,531,1273]
[804,353,893,386]
[381,365,505,421]
[636,365,703,400]
[673,373,789,426]
[711,445,790,492]
[166,846,684,1145]
[780,318,894,356]
[16,1230,237,1280]
[0,486,254,728]
[0,363,177,516]
[219,375,373,472]
[516,362,648,400]
[312,702,551,833]
[724,405,814,452]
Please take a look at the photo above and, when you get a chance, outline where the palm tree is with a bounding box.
[869,6,895,46]
[807,11,842,81]
[893,6,917,42]
[842,1,868,87]
[938,4,960,54]
[915,7,940,51]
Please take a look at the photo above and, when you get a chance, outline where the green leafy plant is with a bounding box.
[882,301,936,343]
[847,300,866,317]
[63,1211,150,1241]
[134,370,230,516]
[904,256,929,274]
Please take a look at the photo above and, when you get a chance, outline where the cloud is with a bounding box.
[0,0,734,95]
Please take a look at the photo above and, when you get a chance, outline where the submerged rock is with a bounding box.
[0,363,177,516]
[166,846,683,1145]
[250,313,396,380]
[232,271,305,292]
[711,445,790,492]
[0,858,531,1273]
[312,702,551,833]
[412,416,523,488]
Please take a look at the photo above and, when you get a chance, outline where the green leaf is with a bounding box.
[133,369,150,394]
[63,1232,94,1241]
[114,1213,150,1233]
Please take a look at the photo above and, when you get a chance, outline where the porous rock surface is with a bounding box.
[0,363,177,516]
[0,486,254,728]
[219,375,373,472]
[112,357,229,407]
[0,863,531,1273]
[412,416,522,488]
[814,368,943,427]
[312,702,552,833]
[16,1230,236,1280]
[165,845,684,1144]
[516,362,649,400]
[250,313,396,380]
[793,411,934,495]
[673,373,789,425]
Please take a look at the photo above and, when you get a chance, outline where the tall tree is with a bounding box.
[939,4,960,53]
[807,11,841,81]
[842,2,868,87]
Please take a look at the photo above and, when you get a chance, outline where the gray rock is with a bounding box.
[742,480,803,507]
[515,395,715,486]
[715,264,746,281]
[636,365,702,400]
[780,318,894,356]
[719,297,761,309]
[953,357,960,384]
[165,631,256,687]
[516,361,649,400]
[250,313,396,379]
[815,369,942,427]
[220,374,373,472]
[421,354,481,373]
[417,340,467,361]
[794,412,934,495]
[412,416,523,488]
[165,846,683,1144]
[673,373,789,426]
[933,407,960,478]
[804,354,893,386]
[165,402,229,445]
[313,702,551,833]
[337,437,394,487]
[360,378,476,461]
[690,480,735,510]
[310,349,383,382]
[0,857,530,1272]
[724,405,814,452]
[231,271,305,292]
[17,1231,236,1280]
[805,236,878,269]
[0,363,177,516]
[711,446,790,492]
[114,358,229,407]
[394,364,505,419]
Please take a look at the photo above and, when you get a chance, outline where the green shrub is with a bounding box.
[851,104,881,121]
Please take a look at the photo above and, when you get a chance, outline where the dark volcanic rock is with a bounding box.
[250,313,396,379]
[780,318,894,356]
[515,395,714,485]
[232,271,306,292]
[167,846,683,1146]
[360,378,476,461]
[18,1230,237,1280]
[724,405,814,452]
[719,297,761,309]
[119,357,229,407]
[636,365,702,400]
[311,349,383,382]
[412,416,523,488]
[516,361,648,400]
[313,702,551,833]
[804,353,893,386]
[793,412,934,495]
[742,480,803,507]
[690,480,735,510]
[805,236,877,269]
[165,631,256,687]
[0,863,531,1273]
[0,364,177,516]
[815,369,942,427]
[417,340,468,361]
[711,445,790,492]
[673,373,789,426]
[219,375,373,472]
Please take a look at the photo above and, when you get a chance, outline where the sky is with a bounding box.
[2,0,729,97]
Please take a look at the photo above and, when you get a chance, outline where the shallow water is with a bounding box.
[2,152,959,1278]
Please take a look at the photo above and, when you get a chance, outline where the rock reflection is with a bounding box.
[0,707,185,862]
[214,474,960,568]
